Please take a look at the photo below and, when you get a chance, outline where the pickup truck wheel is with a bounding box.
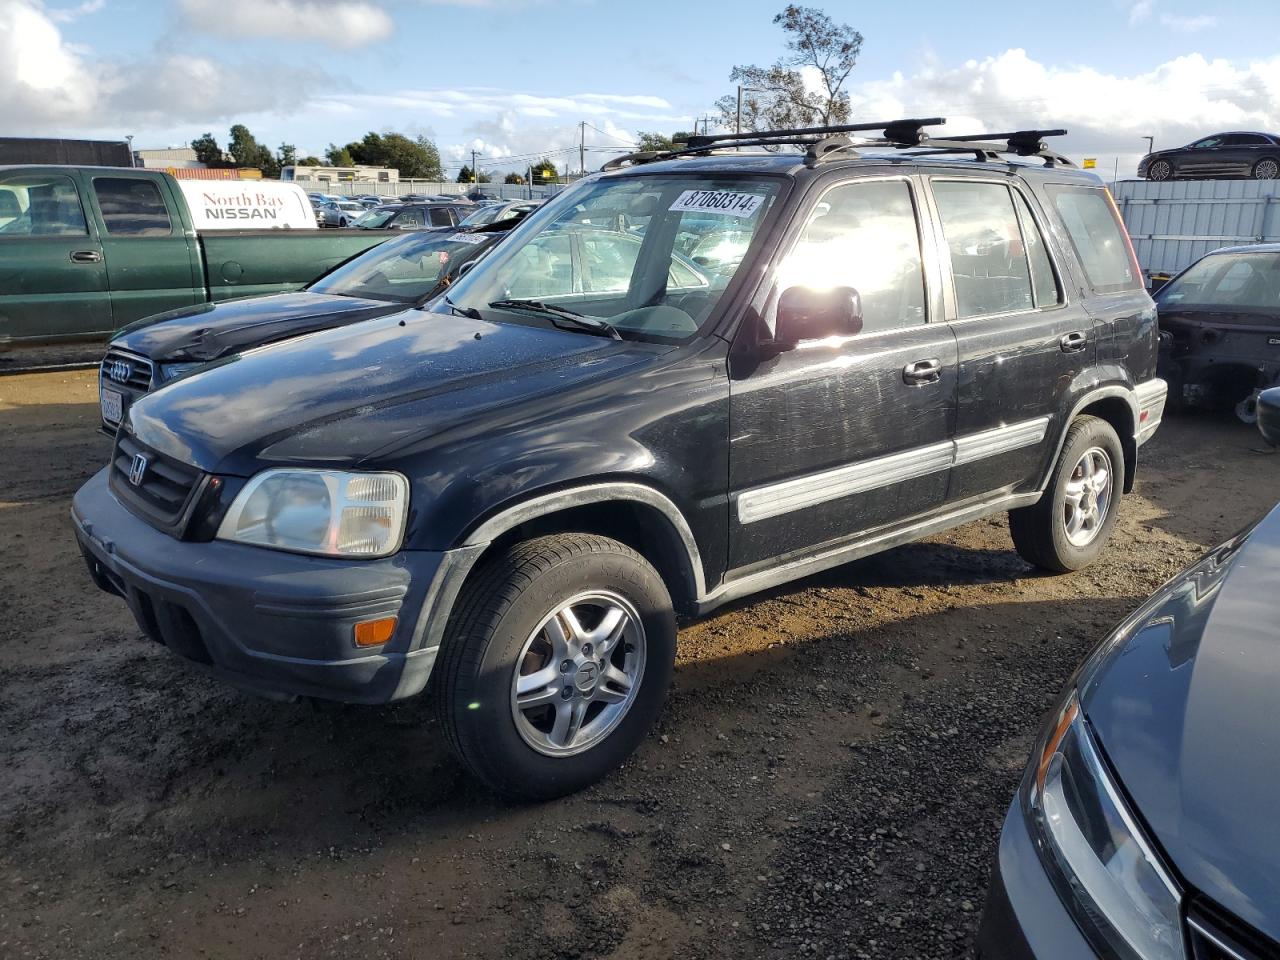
[1009,416,1124,573]
[434,534,676,800]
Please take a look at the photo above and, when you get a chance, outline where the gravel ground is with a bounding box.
[1,369,1275,960]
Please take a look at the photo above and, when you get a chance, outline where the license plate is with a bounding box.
[101,387,123,425]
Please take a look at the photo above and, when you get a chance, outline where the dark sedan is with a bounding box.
[1139,132,1280,181]
[978,400,1280,960]
[353,202,471,231]
[97,227,509,431]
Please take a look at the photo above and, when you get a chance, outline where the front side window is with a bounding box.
[93,178,172,236]
[443,174,782,342]
[1046,185,1141,294]
[773,179,927,334]
[933,180,1035,319]
[1157,252,1280,315]
[1191,137,1224,148]
[0,174,88,236]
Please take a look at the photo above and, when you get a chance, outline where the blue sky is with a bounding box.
[3,0,1279,177]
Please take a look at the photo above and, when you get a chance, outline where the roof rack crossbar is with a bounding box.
[681,117,945,150]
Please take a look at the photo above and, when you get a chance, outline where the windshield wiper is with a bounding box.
[488,299,622,340]
[444,294,482,320]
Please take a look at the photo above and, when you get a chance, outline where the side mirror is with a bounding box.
[773,286,863,350]
[1258,386,1280,447]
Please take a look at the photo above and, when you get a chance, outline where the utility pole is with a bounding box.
[471,149,478,189]
[126,134,134,168]
[579,121,586,179]
[694,116,714,137]
[1142,135,1154,156]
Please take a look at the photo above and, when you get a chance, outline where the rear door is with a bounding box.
[727,176,958,572]
[929,176,1090,503]
[0,169,111,342]
[87,174,202,328]
[1222,134,1271,176]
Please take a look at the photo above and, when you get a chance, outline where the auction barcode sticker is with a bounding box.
[444,233,489,245]
[669,190,765,218]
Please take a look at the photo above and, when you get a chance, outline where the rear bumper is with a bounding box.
[976,800,1099,960]
[73,467,465,704]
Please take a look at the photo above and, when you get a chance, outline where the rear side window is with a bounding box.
[93,178,173,237]
[1045,185,1140,293]
[0,174,88,237]
[429,208,454,227]
[932,180,1034,319]
[1013,192,1061,308]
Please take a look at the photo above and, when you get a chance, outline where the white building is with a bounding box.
[135,147,203,169]
[281,164,399,185]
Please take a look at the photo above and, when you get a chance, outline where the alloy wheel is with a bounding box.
[1148,160,1172,181]
[510,590,646,758]
[1062,447,1113,547]
[1254,159,1280,180]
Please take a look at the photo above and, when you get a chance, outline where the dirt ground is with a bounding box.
[1,369,1276,960]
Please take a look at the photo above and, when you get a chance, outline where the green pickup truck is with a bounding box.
[0,166,391,345]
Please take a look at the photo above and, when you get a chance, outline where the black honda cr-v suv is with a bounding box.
[74,120,1166,798]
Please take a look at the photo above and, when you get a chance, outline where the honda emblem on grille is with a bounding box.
[108,360,131,383]
[128,453,149,486]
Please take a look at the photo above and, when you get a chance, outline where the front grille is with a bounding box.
[109,433,204,534]
[100,348,154,392]
[1189,902,1280,960]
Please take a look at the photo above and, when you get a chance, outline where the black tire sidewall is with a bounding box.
[1046,419,1124,569]
[453,545,675,798]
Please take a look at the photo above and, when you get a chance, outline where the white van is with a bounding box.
[174,180,316,231]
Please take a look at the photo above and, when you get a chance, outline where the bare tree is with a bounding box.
[715,5,864,135]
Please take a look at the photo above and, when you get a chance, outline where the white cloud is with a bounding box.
[1127,0,1155,25]
[45,0,104,22]
[179,0,394,48]
[845,48,1280,176]
[0,0,334,133]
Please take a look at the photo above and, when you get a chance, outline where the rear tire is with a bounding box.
[1253,158,1279,181]
[1009,416,1124,573]
[434,534,676,800]
[1147,159,1173,181]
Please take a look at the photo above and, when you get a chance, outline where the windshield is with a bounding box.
[441,174,782,341]
[309,231,495,302]
[1158,251,1280,316]
[355,208,398,228]
[460,204,508,226]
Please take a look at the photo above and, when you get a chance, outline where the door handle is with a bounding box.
[1060,331,1088,353]
[69,250,102,264]
[902,358,942,385]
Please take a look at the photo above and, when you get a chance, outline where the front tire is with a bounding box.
[1009,416,1124,573]
[1147,159,1173,181]
[434,534,676,800]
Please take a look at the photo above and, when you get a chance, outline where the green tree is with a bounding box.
[504,171,525,185]
[298,155,323,166]
[714,5,863,133]
[530,158,559,185]
[635,131,676,152]
[277,143,297,168]
[191,132,227,167]
[225,125,280,177]
[335,131,444,179]
[326,143,356,167]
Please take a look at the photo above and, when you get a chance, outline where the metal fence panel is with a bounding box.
[1113,178,1280,276]
[290,179,568,201]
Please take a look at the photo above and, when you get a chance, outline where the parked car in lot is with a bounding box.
[97,225,512,431]
[317,199,370,227]
[1154,243,1280,421]
[353,202,470,230]
[978,399,1280,960]
[73,120,1166,799]
[457,199,543,228]
[1139,131,1280,181]
[0,166,391,344]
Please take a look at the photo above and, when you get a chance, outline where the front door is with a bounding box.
[928,177,1094,503]
[727,177,958,576]
[87,174,201,328]
[0,170,111,342]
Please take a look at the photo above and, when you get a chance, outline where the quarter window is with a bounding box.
[774,179,927,335]
[1045,185,1141,294]
[429,208,454,227]
[93,178,172,236]
[0,174,88,237]
[932,180,1035,318]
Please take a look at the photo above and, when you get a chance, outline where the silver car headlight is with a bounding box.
[217,469,409,558]
[1027,693,1185,960]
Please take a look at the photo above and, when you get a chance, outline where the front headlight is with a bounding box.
[216,469,409,558]
[160,361,203,383]
[1027,693,1184,960]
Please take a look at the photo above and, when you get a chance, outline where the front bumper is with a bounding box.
[976,799,1099,959]
[73,467,466,704]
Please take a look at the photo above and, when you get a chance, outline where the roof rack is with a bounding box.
[600,119,1074,171]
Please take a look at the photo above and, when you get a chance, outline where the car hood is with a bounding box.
[125,309,647,473]
[111,292,404,364]
[1081,503,1280,941]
